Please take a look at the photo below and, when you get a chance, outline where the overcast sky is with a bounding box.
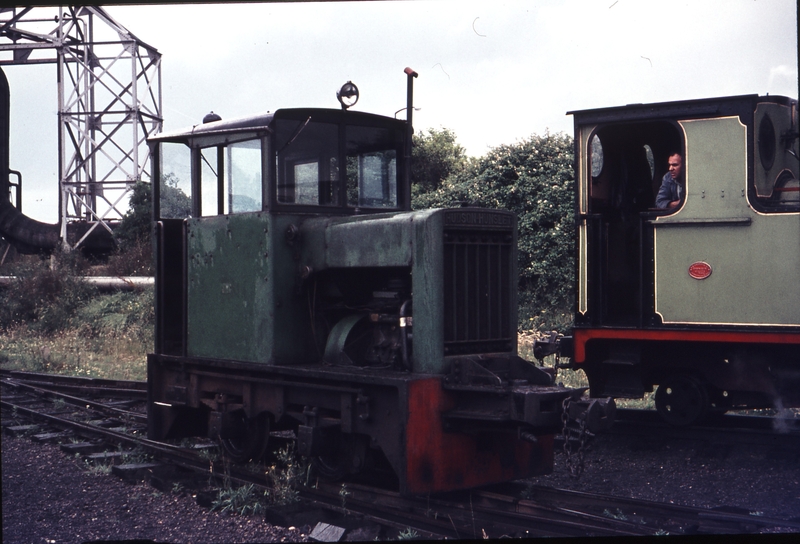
[3,0,798,223]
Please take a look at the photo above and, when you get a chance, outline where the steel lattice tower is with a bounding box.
[0,5,162,250]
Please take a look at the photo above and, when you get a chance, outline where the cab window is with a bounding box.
[346,125,399,209]
[227,139,262,213]
[276,119,340,206]
[158,142,192,219]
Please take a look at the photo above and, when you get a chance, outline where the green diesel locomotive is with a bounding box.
[146,73,613,494]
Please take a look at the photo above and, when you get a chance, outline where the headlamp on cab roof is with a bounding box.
[336,81,359,110]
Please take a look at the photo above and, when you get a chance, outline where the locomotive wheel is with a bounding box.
[655,374,709,426]
[311,432,368,481]
[220,412,270,463]
[311,429,347,481]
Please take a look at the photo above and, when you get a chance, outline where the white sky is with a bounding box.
[3,0,798,223]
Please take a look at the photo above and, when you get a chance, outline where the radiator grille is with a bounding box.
[443,228,514,355]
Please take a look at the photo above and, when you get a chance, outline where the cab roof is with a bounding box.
[148,107,405,146]
[568,94,795,125]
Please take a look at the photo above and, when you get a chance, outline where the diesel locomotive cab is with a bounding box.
[146,75,612,495]
[542,94,800,426]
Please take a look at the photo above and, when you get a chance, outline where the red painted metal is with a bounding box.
[572,328,800,363]
[688,261,712,280]
[404,378,553,494]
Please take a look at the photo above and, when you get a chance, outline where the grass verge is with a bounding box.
[1,255,152,381]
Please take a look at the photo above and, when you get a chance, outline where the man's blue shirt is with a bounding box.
[655,172,683,209]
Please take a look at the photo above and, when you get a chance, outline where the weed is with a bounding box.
[172,482,184,495]
[339,483,350,509]
[603,508,628,521]
[51,397,67,411]
[211,483,267,516]
[197,445,220,463]
[119,446,152,465]
[263,443,306,506]
[84,457,113,476]
[519,483,536,500]
[397,528,420,540]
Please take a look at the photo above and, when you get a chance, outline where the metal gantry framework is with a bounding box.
[0,5,162,249]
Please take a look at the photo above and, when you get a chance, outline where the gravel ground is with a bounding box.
[2,435,308,544]
[536,430,800,522]
[3,426,799,543]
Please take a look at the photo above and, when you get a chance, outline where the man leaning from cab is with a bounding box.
[655,152,684,210]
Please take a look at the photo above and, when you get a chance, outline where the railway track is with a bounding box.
[607,408,800,449]
[3,371,799,539]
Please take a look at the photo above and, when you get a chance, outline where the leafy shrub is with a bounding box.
[0,255,97,332]
[111,175,191,276]
[75,289,154,341]
[106,237,153,276]
[411,127,468,192]
[413,132,575,332]
[114,181,152,248]
[159,173,192,219]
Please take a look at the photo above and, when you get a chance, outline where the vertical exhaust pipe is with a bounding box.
[403,67,418,211]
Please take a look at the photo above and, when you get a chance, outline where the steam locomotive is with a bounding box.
[146,71,613,495]
[538,94,800,426]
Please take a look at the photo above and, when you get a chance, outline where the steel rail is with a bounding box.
[307,480,654,538]
[2,378,147,425]
[0,392,649,538]
[510,484,800,533]
[4,379,798,537]
[0,369,147,390]
[609,408,800,450]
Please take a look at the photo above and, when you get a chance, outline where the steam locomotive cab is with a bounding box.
[567,95,800,425]
[146,88,613,494]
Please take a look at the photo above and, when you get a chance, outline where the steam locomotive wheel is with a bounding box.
[655,374,709,426]
[220,412,270,463]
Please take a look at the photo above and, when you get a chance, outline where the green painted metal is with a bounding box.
[299,209,446,374]
[184,208,447,369]
[186,212,272,362]
[654,116,800,326]
[323,313,366,366]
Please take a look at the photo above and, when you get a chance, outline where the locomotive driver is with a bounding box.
[655,152,684,209]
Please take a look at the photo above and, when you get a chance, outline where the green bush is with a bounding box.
[114,181,152,248]
[111,175,191,276]
[75,289,154,341]
[413,132,575,332]
[411,127,468,193]
[0,255,97,333]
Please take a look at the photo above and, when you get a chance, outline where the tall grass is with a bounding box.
[0,254,152,381]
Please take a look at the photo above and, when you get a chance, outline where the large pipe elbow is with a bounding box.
[1,66,61,253]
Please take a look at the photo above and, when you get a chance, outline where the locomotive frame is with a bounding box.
[556,94,800,425]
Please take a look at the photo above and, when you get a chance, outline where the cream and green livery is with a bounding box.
[566,95,799,425]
